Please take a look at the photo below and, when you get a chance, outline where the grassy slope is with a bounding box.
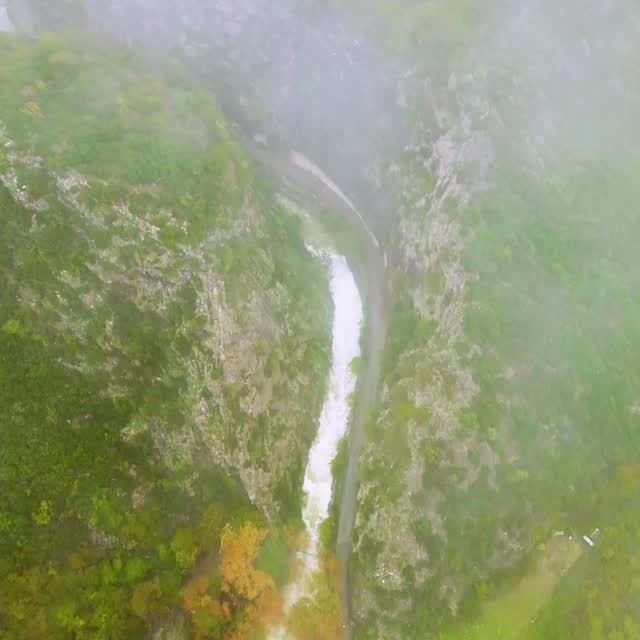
[444,536,582,640]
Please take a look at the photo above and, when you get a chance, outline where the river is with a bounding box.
[0,4,14,32]
[248,142,389,639]
[270,249,363,638]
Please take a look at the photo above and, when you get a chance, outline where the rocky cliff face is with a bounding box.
[0,30,337,638]
[351,77,492,634]
[349,3,640,638]
[0,35,334,638]
[0,34,332,521]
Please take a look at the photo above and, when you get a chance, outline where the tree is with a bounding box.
[197,503,225,548]
[131,578,162,620]
[219,522,284,633]
[32,500,53,526]
[183,574,226,639]
[219,522,270,602]
[172,527,198,570]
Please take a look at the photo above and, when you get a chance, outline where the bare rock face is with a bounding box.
[1,94,330,521]
[351,76,498,634]
[350,4,640,637]
[149,608,192,640]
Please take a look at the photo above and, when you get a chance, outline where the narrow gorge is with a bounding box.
[270,250,362,638]
[3,3,640,640]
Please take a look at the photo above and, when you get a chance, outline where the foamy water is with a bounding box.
[0,7,14,32]
[270,249,362,638]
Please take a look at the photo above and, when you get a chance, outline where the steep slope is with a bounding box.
[0,34,331,638]
[348,2,640,639]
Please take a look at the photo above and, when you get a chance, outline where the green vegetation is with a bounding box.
[444,536,582,640]
[336,0,503,76]
[0,33,331,638]
[350,2,640,639]
[315,206,367,272]
[356,124,640,639]
[5,3,640,640]
[523,466,640,640]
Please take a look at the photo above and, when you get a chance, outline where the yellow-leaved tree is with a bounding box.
[220,522,284,637]
[183,521,284,640]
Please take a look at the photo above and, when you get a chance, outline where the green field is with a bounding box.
[444,537,583,640]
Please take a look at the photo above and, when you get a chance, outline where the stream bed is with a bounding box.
[0,5,14,32]
[271,248,362,638]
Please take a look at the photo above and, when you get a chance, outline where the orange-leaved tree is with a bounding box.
[220,522,284,637]
[182,573,227,639]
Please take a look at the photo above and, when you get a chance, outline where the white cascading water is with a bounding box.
[0,6,14,32]
[271,248,362,638]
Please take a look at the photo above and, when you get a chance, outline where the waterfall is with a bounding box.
[271,249,362,638]
[0,5,14,32]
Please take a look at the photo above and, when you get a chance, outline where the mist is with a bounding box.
[2,2,640,639]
